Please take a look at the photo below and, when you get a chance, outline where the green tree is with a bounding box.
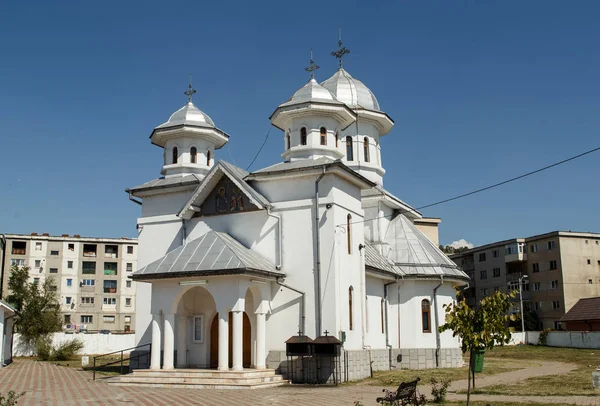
[438,289,517,406]
[7,265,62,348]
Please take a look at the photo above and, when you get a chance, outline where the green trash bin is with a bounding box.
[472,349,485,373]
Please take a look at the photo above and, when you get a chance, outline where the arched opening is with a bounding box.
[301,127,307,145]
[348,286,354,331]
[364,137,370,162]
[422,299,431,333]
[286,131,291,150]
[210,312,251,368]
[347,214,352,255]
[206,150,211,166]
[172,147,178,164]
[190,147,197,164]
[335,132,339,148]
[346,136,353,161]
[320,127,327,145]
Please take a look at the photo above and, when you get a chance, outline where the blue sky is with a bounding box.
[1,1,599,247]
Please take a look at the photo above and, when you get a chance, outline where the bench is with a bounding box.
[376,377,421,405]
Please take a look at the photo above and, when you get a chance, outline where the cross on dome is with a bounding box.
[331,27,351,68]
[184,73,197,102]
[304,49,320,79]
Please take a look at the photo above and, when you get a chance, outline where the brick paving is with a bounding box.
[0,359,598,405]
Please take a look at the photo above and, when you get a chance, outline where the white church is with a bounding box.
[125,41,468,385]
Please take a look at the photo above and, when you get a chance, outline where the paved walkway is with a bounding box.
[0,359,597,405]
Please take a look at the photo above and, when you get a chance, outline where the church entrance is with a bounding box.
[209,312,251,368]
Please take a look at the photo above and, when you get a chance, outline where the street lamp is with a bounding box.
[519,274,528,343]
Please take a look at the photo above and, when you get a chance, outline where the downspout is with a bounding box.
[384,276,400,369]
[0,234,6,299]
[267,208,282,270]
[181,218,187,245]
[277,278,305,335]
[359,245,372,377]
[315,166,326,336]
[433,276,444,368]
[128,192,142,206]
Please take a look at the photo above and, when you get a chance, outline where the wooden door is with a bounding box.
[209,312,252,369]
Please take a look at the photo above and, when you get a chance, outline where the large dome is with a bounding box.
[320,68,380,111]
[156,102,216,129]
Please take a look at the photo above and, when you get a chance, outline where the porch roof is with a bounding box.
[131,230,283,281]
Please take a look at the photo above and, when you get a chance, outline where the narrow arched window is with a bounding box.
[346,136,353,161]
[301,127,307,145]
[347,214,352,255]
[364,137,370,162]
[172,147,178,164]
[190,147,197,164]
[422,299,431,333]
[320,127,327,145]
[375,140,379,164]
[348,286,354,331]
[381,298,385,334]
[335,132,339,148]
[206,150,211,166]
[286,131,291,150]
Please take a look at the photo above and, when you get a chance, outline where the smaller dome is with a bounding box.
[282,78,339,106]
[320,68,380,111]
[156,102,215,129]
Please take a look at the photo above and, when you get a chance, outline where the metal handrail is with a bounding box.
[92,343,151,380]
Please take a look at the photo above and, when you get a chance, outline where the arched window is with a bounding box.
[381,298,385,334]
[286,131,291,150]
[206,150,211,166]
[190,147,197,164]
[364,137,370,162]
[422,299,431,333]
[347,214,352,255]
[172,147,178,164]
[346,136,353,161]
[335,132,339,148]
[348,286,354,331]
[320,127,327,145]
[300,127,307,145]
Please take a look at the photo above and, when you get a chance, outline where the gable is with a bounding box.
[199,175,261,216]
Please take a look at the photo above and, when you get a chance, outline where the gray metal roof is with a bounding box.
[384,215,469,281]
[0,299,16,314]
[364,243,404,277]
[132,230,282,280]
[278,78,344,108]
[362,186,421,217]
[251,157,337,174]
[126,174,201,194]
[156,102,215,129]
[321,68,380,111]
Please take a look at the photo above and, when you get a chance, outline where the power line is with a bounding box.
[343,145,600,228]
[246,126,272,171]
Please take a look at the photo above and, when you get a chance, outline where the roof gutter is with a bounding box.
[277,278,306,335]
[433,276,444,368]
[384,276,400,370]
[267,208,283,270]
[315,165,326,336]
[0,234,6,299]
[128,192,142,206]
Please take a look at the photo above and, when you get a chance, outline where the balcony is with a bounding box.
[504,242,527,263]
[505,252,527,263]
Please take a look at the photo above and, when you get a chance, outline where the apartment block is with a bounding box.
[0,233,138,332]
[450,231,600,330]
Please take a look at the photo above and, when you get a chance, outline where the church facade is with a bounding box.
[128,46,468,380]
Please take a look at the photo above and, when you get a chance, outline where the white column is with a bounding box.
[0,310,5,367]
[231,311,243,371]
[150,313,162,370]
[176,316,187,368]
[163,313,175,370]
[255,312,266,369]
[218,312,229,371]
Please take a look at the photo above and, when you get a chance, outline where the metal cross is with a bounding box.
[184,73,197,102]
[297,330,303,336]
[331,27,350,68]
[324,330,329,336]
[304,48,320,79]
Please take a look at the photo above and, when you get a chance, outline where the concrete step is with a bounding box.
[131,369,276,379]
[112,375,284,385]
[107,379,288,390]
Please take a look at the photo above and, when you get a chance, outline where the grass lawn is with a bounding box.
[443,403,578,406]
[464,345,600,396]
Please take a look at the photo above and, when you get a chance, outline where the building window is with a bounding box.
[549,260,557,270]
[50,250,59,256]
[493,268,501,278]
[589,279,593,284]
[482,288,489,296]
[478,253,486,262]
[125,298,132,307]
[547,240,555,250]
[206,150,211,166]
[66,278,72,287]
[535,302,542,311]
[492,249,499,258]
[421,299,431,333]
[531,244,537,253]
[105,245,118,258]
[286,131,291,150]
[532,263,540,273]
[65,297,72,305]
[551,280,558,289]
[335,132,339,147]
[81,315,93,324]
[49,268,58,273]
[190,147,197,163]
[103,297,116,305]
[380,298,385,334]
[11,259,25,267]
[83,244,97,257]
[103,315,115,323]
[300,127,307,145]
[64,315,71,324]
[68,243,75,251]
[82,262,96,274]
[348,286,354,331]
[67,261,73,269]
[81,279,95,286]
[33,277,40,285]
[126,263,133,272]
[346,136,353,161]
[533,282,540,291]
[35,260,41,268]
[172,147,178,164]
[587,259,591,265]
[347,214,352,255]
[494,286,500,292]
[35,242,42,251]
[193,315,204,343]
[552,301,560,310]
[11,241,26,255]
[127,246,134,254]
[104,262,118,276]
[81,297,94,304]
[480,270,487,280]
[320,127,327,145]
[103,280,117,294]
[126,280,132,288]
[125,316,131,323]
[363,137,370,162]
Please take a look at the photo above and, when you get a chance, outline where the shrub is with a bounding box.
[35,337,53,361]
[429,377,450,403]
[0,391,25,406]
[538,328,552,346]
[36,338,84,361]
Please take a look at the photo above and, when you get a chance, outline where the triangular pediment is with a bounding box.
[179,161,270,219]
